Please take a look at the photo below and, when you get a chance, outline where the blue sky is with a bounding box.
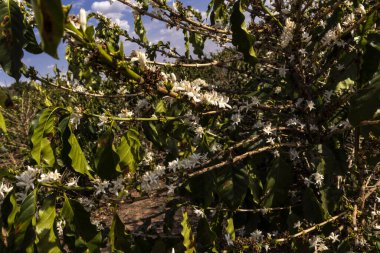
[0,0,212,86]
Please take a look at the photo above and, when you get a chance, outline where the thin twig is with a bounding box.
[274,212,347,242]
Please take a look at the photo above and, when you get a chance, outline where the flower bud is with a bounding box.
[79,8,87,31]
[358,4,366,15]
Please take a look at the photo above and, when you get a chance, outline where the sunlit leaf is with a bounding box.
[36,195,62,253]
[31,107,59,165]
[0,109,6,133]
[31,0,64,58]
[230,0,257,65]
[0,0,25,80]
[181,212,195,253]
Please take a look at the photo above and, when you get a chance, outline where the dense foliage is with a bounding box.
[0,0,380,252]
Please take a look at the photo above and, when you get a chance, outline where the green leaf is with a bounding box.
[302,188,329,223]
[181,212,195,253]
[134,13,147,44]
[31,0,64,58]
[41,137,55,167]
[155,100,166,114]
[0,109,6,133]
[14,190,37,249]
[196,218,216,250]
[262,158,292,207]
[183,30,190,59]
[360,32,380,85]
[31,107,59,165]
[61,195,101,251]
[210,0,227,26]
[117,128,141,173]
[226,217,235,240]
[109,213,131,252]
[230,0,257,65]
[36,195,62,253]
[216,166,248,209]
[1,192,19,228]
[0,0,25,80]
[318,144,346,214]
[60,118,92,177]
[189,32,204,58]
[23,25,43,54]
[349,73,380,126]
[94,130,120,180]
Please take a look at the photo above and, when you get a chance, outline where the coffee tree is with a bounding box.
[0,0,379,252]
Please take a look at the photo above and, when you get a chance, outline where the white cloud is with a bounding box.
[91,1,130,31]
[91,1,128,15]
[114,18,130,31]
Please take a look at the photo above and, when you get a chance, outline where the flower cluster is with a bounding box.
[280,18,296,48]
[170,76,231,109]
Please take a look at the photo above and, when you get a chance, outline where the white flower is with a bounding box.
[66,177,79,187]
[263,123,273,135]
[251,96,260,106]
[141,165,165,192]
[15,191,28,202]
[266,137,275,145]
[109,176,124,196]
[142,151,154,165]
[193,208,206,218]
[38,170,62,183]
[118,108,134,118]
[93,179,110,195]
[287,117,300,126]
[309,236,322,249]
[311,172,324,187]
[78,197,94,211]
[336,64,344,71]
[0,181,13,200]
[194,126,204,138]
[131,51,147,70]
[73,85,87,93]
[16,168,38,192]
[357,4,366,15]
[302,31,312,43]
[274,86,282,94]
[293,221,302,229]
[273,150,280,158]
[280,18,296,48]
[57,219,65,236]
[279,66,287,78]
[98,114,109,127]
[117,86,128,94]
[231,113,242,125]
[225,233,234,246]
[202,90,231,109]
[306,100,315,111]
[210,142,221,153]
[328,232,340,243]
[70,108,82,129]
[304,177,313,187]
[323,90,334,103]
[167,184,176,195]
[79,8,87,31]
[289,148,299,160]
[322,25,341,46]
[167,159,180,173]
[250,229,264,243]
[310,124,319,131]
